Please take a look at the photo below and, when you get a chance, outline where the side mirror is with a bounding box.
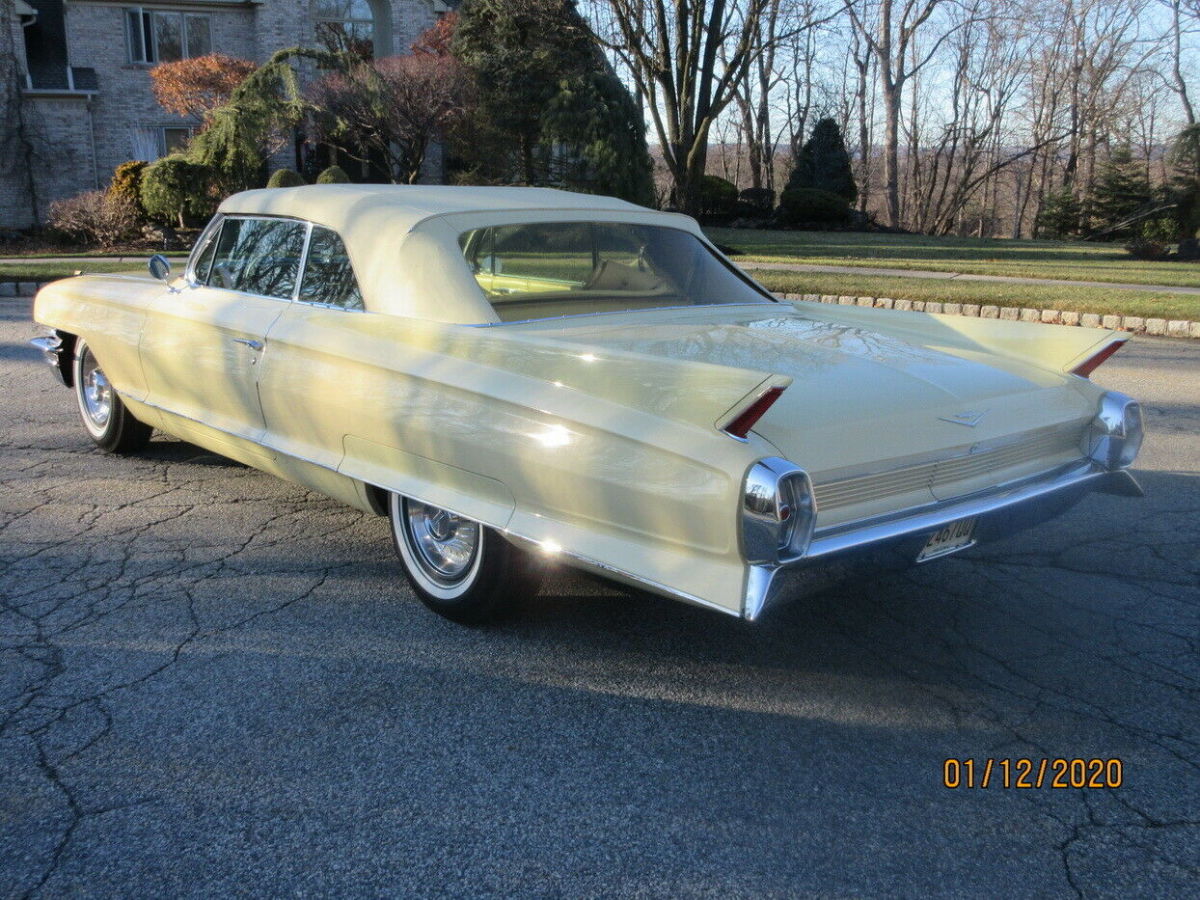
[148,254,172,282]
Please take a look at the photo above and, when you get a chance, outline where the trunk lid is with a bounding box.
[519,304,1097,524]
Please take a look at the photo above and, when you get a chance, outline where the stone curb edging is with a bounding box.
[774,292,1200,340]
[6,281,1198,338]
[0,281,47,297]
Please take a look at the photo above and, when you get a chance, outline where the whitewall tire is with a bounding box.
[73,339,152,453]
[389,493,544,623]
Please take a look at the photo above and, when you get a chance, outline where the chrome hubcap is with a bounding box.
[405,500,479,585]
[81,357,112,428]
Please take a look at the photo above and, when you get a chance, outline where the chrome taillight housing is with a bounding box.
[1083,391,1144,471]
[741,457,817,564]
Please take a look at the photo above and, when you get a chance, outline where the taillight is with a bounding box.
[723,386,785,439]
[1071,340,1124,378]
[1083,391,1144,470]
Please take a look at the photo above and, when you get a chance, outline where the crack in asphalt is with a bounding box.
[2,304,1196,896]
[2,436,361,895]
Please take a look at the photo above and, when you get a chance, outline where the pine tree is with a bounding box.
[452,0,651,203]
[542,69,654,205]
[1089,146,1152,234]
[785,118,857,204]
[1036,188,1083,239]
[1168,125,1200,240]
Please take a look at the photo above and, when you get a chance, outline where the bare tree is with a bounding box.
[309,54,469,184]
[1059,0,1153,231]
[1163,0,1196,125]
[727,0,835,194]
[590,0,784,213]
[906,0,1031,234]
[729,0,785,193]
[844,0,966,227]
[588,0,1175,233]
[837,22,876,212]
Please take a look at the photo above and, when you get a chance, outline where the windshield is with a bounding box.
[457,222,773,322]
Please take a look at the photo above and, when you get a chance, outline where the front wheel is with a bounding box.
[389,494,544,624]
[73,339,152,453]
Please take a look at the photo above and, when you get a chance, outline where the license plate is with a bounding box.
[917,518,977,562]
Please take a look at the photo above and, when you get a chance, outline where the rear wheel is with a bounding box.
[389,493,544,624]
[73,339,152,453]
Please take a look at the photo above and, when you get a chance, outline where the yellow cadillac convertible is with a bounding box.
[31,185,1144,623]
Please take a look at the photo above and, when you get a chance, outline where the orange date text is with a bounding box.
[942,758,1123,789]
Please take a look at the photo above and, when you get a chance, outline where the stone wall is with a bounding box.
[0,0,445,229]
[64,3,257,190]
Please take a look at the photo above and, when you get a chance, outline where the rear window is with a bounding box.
[299,225,363,310]
[458,222,771,321]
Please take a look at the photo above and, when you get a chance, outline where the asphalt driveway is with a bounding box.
[2,296,1197,897]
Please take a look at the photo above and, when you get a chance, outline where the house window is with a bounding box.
[162,126,193,155]
[314,0,375,59]
[126,9,212,64]
[129,126,196,161]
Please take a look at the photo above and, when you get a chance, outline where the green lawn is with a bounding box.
[0,261,146,282]
[0,250,190,259]
[706,228,1200,289]
[753,270,1200,321]
[5,238,1197,322]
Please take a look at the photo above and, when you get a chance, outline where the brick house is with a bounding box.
[1,1,451,229]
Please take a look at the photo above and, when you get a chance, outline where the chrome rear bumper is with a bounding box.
[743,461,1141,620]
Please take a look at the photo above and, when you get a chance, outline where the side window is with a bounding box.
[207,218,307,300]
[299,226,364,310]
[189,217,221,284]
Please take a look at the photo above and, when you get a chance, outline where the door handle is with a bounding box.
[232,338,264,351]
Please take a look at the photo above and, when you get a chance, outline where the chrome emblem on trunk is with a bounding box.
[939,410,987,427]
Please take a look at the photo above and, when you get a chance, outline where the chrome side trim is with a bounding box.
[464,302,777,328]
[290,220,314,302]
[142,393,741,617]
[500,531,739,618]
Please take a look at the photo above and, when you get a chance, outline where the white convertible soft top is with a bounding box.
[216,185,703,323]
[219,184,649,234]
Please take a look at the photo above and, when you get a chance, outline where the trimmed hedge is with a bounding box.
[140,155,217,227]
[777,188,853,226]
[700,175,738,218]
[266,168,306,188]
[316,165,351,184]
[108,160,148,218]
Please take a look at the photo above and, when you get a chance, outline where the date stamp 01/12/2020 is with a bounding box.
[943,758,1124,790]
